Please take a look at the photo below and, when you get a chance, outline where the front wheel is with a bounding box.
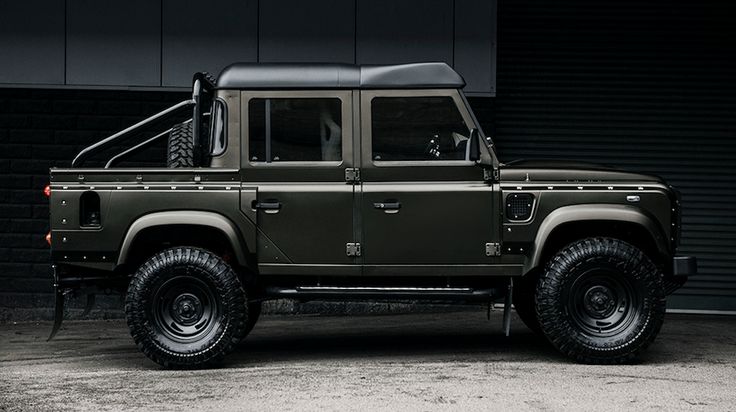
[125,247,248,368]
[536,237,666,364]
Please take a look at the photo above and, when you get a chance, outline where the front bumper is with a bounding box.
[664,255,697,295]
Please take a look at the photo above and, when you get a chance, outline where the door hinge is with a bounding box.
[346,242,362,257]
[345,168,360,183]
[484,168,499,182]
[485,242,501,256]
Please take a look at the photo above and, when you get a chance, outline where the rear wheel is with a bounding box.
[536,237,665,364]
[125,247,248,368]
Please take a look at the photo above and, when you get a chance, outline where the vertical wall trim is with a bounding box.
[256,0,261,62]
[354,0,358,64]
[159,0,164,87]
[64,0,68,85]
[489,0,497,94]
[451,0,456,67]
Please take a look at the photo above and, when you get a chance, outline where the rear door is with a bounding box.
[240,90,359,276]
[358,90,501,276]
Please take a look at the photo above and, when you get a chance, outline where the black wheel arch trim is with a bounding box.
[117,211,250,268]
[526,204,670,273]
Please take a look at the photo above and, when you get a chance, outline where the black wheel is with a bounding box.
[167,121,194,168]
[244,301,262,336]
[125,247,248,368]
[513,275,542,334]
[536,237,665,364]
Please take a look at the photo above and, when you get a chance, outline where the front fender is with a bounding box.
[527,204,669,272]
[117,211,249,266]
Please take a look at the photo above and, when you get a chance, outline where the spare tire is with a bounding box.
[167,121,194,168]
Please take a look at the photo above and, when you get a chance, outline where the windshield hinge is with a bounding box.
[483,168,498,182]
[345,168,361,183]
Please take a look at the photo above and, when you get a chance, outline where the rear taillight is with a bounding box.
[45,232,52,246]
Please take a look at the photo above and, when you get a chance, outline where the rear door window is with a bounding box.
[248,98,342,163]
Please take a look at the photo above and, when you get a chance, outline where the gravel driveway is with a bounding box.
[1,310,734,411]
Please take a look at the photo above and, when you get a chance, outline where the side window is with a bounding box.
[249,98,342,162]
[209,99,227,156]
[371,97,469,161]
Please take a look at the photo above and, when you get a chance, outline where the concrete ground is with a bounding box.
[0,310,734,411]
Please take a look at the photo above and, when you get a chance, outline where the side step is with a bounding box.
[265,286,500,302]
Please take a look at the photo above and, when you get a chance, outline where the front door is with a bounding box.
[240,90,359,275]
[359,90,500,276]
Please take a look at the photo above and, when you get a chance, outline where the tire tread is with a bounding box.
[535,237,666,364]
[125,247,248,368]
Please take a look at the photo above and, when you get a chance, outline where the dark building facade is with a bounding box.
[1,0,735,316]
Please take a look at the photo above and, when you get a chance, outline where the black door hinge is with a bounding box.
[345,168,360,183]
[346,242,362,257]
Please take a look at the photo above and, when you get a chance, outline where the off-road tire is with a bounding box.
[125,247,248,368]
[167,121,194,168]
[536,237,665,364]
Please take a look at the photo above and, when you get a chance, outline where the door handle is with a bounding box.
[373,201,401,213]
[252,200,282,214]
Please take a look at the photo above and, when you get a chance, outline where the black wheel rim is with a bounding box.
[152,275,221,344]
[566,268,642,338]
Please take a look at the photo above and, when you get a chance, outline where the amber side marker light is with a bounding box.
[44,185,52,246]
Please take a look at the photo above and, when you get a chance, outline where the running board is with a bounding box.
[265,286,500,302]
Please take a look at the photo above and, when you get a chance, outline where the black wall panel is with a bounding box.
[162,0,258,87]
[0,0,65,85]
[454,0,497,95]
[66,0,161,86]
[356,0,454,65]
[0,0,497,94]
[259,0,355,64]
[493,0,736,311]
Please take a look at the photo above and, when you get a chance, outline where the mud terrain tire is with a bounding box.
[536,237,665,364]
[125,247,248,368]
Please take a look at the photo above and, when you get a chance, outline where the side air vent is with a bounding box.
[506,193,534,221]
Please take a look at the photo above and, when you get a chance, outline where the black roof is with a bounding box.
[216,62,465,90]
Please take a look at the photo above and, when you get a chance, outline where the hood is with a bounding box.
[499,159,667,184]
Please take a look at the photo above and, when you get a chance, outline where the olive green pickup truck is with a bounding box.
[47,62,696,368]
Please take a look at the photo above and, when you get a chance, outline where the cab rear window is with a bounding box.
[209,99,227,156]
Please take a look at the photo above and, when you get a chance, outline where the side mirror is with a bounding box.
[468,128,481,162]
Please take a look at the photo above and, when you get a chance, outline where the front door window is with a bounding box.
[371,96,470,161]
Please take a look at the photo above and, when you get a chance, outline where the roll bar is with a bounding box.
[71,72,216,168]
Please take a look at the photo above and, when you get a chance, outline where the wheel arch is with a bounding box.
[527,204,670,273]
[117,211,251,270]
